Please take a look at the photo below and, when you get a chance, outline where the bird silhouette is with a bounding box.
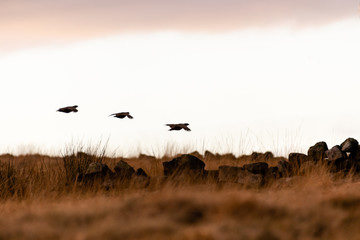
[109,112,134,119]
[57,105,78,113]
[166,123,191,131]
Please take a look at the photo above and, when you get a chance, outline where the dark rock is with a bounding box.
[136,168,148,177]
[288,153,308,168]
[277,160,291,177]
[82,162,114,184]
[218,165,264,187]
[326,145,347,161]
[355,161,360,173]
[308,142,328,162]
[268,166,280,176]
[332,158,358,173]
[114,160,135,179]
[340,138,359,154]
[163,154,205,177]
[349,149,360,161]
[85,162,113,176]
[243,162,268,175]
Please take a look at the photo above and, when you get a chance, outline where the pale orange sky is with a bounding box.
[0,0,357,51]
[1,1,360,156]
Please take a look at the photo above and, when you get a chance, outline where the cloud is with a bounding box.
[0,0,357,51]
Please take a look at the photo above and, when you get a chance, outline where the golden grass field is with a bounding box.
[1,149,360,240]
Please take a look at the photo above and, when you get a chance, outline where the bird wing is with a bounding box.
[182,125,191,131]
[69,106,78,112]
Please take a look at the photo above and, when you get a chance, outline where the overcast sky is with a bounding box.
[1,0,358,51]
[0,1,359,157]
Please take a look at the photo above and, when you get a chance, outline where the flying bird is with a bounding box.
[166,123,191,131]
[57,105,78,113]
[109,112,134,119]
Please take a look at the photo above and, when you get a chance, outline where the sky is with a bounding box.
[0,0,360,157]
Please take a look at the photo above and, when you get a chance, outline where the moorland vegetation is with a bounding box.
[1,138,360,239]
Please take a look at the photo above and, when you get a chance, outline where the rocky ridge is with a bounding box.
[79,137,360,188]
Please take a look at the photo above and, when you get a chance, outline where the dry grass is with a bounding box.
[0,150,360,240]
